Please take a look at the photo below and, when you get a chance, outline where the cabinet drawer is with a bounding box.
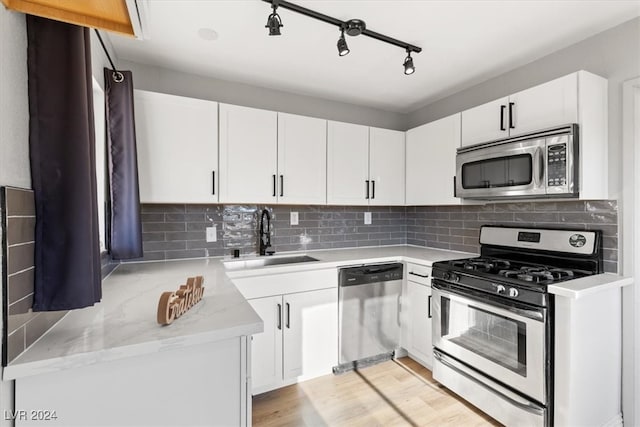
[232,268,338,299]
[406,263,432,286]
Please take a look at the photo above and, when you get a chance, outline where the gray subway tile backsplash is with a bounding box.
[137,200,618,273]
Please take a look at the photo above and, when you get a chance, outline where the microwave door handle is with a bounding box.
[533,147,544,188]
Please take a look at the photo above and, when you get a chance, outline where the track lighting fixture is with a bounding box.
[262,0,421,75]
[337,28,350,57]
[403,50,415,75]
[265,2,283,36]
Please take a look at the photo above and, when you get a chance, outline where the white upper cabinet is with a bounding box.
[327,121,370,205]
[461,97,509,147]
[369,128,405,206]
[461,71,599,147]
[328,122,406,206]
[277,113,327,205]
[219,103,278,204]
[508,73,578,137]
[458,71,608,199]
[134,90,218,203]
[406,113,461,205]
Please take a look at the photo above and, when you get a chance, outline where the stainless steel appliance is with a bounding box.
[431,226,602,427]
[456,124,578,199]
[336,263,403,372]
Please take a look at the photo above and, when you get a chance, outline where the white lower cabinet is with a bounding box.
[283,288,338,381]
[402,263,433,368]
[15,338,251,426]
[248,295,283,392]
[248,287,338,394]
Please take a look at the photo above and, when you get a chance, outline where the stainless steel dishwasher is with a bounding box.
[335,262,403,372]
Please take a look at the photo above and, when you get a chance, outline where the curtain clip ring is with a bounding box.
[112,71,124,83]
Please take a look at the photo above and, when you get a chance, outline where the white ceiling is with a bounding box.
[108,0,640,113]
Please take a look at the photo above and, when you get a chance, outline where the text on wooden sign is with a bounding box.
[157,276,205,325]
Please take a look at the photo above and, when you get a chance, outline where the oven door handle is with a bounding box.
[433,350,545,416]
[432,281,545,322]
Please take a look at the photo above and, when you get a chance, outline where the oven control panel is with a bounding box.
[431,266,548,308]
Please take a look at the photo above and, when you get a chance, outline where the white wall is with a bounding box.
[117,59,406,131]
[0,5,29,425]
[0,7,30,189]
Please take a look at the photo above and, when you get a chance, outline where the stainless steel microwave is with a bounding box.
[455,124,578,200]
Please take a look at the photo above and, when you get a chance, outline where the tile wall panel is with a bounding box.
[138,200,618,272]
[406,200,618,273]
[136,204,407,261]
[1,187,68,365]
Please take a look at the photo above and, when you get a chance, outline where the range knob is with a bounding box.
[509,288,519,298]
[450,273,460,283]
[496,285,506,294]
[443,272,450,280]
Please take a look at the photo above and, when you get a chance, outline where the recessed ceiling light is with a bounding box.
[197,28,218,41]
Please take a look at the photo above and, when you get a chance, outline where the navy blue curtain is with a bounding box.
[104,69,143,259]
[27,15,102,310]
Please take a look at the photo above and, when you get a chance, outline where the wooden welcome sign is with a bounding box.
[157,276,205,325]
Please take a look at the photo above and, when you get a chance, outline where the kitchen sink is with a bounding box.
[223,255,320,270]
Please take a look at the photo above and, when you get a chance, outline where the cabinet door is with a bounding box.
[406,113,462,205]
[407,281,433,368]
[327,121,370,205]
[369,127,405,206]
[219,104,277,204]
[461,96,509,146]
[248,296,283,394]
[283,288,338,382]
[508,73,578,137]
[277,113,327,204]
[134,90,218,203]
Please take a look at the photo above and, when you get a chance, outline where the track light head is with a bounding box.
[266,4,283,36]
[337,29,350,56]
[403,50,415,75]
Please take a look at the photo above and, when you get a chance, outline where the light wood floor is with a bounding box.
[253,357,502,427]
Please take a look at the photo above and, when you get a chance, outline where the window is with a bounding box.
[92,77,107,252]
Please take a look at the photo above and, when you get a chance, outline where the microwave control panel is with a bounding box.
[547,143,567,187]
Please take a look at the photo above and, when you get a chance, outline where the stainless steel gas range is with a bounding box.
[431,225,603,426]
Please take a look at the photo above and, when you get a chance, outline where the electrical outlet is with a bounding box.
[364,212,372,225]
[206,225,217,242]
[290,211,299,225]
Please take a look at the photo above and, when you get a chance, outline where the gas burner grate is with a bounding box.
[498,266,577,283]
[450,258,511,273]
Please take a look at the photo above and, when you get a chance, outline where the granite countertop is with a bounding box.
[3,245,631,380]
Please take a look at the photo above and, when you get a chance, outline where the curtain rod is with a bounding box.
[94,29,124,82]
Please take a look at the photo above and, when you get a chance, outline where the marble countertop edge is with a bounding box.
[548,273,633,299]
[3,319,263,381]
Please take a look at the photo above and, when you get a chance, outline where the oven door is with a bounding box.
[456,137,546,199]
[432,282,547,404]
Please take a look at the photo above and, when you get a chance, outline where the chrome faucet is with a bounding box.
[259,209,272,256]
